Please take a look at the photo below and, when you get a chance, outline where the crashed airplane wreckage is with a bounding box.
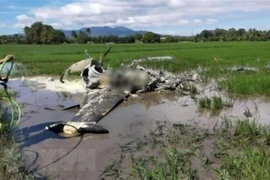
[46,47,201,137]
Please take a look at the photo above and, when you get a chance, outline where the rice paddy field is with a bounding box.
[1,41,270,97]
[2,42,270,180]
[1,42,269,73]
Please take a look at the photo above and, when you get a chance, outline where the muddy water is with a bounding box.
[5,77,270,180]
[1,62,23,74]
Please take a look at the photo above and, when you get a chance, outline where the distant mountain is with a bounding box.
[62,26,149,38]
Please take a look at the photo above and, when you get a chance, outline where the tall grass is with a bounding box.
[219,72,270,97]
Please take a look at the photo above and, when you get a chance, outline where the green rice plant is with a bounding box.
[218,117,269,144]
[101,164,121,178]
[212,96,223,110]
[215,117,270,180]
[131,148,196,180]
[220,72,270,97]
[0,42,268,75]
[243,107,253,118]
[198,97,212,109]
[233,119,265,140]
[2,42,270,97]
[217,146,270,180]
[198,96,233,116]
[102,116,270,180]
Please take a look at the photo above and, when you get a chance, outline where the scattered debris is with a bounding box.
[47,77,54,82]
[60,46,112,83]
[47,49,201,137]
[132,56,174,64]
[214,56,222,61]
[224,66,259,72]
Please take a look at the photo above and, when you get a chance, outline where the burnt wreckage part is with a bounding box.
[46,122,109,137]
[60,46,111,83]
[49,51,200,137]
[46,88,129,136]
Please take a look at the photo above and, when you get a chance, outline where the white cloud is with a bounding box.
[14,15,35,28]
[13,0,270,29]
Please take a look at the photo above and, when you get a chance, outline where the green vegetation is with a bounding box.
[1,36,270,179]
[0,106,47,179]
[0,58,47,179]
[1,41,270,97]
[101,118,270,180]
[2,23,270,44]
[198,96,234,115]
[215,118,270,180]
[0,42,268,73]
[24,22,65,44]
[195,28,270,42]
[218,72,270,97]
[244,107,253,118]
[131,149,196,179]
[0,127,46,179]
[1,22,161,44]
[141,32,161,43]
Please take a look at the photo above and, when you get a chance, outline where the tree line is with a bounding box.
[69,30,167,44]
[194,28,270,42]
[0,22,66,44]
[1,22,270,44]
[24,22,66,44]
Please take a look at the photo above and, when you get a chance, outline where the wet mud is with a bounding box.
[5,77,270,180]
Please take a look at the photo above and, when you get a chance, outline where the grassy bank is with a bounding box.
[0,110,45,179]
[101,117,270,180]
[0,127,46,179]
[0,92,47,179]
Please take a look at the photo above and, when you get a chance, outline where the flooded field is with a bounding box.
[4,76,270,179]
[1,41,270,180]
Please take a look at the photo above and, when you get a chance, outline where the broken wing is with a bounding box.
[72,88,129,123]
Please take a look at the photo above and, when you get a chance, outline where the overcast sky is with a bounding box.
[0,0,270,35]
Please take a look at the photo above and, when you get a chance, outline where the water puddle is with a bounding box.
[5,76,270,179]
[1,62,23,74]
